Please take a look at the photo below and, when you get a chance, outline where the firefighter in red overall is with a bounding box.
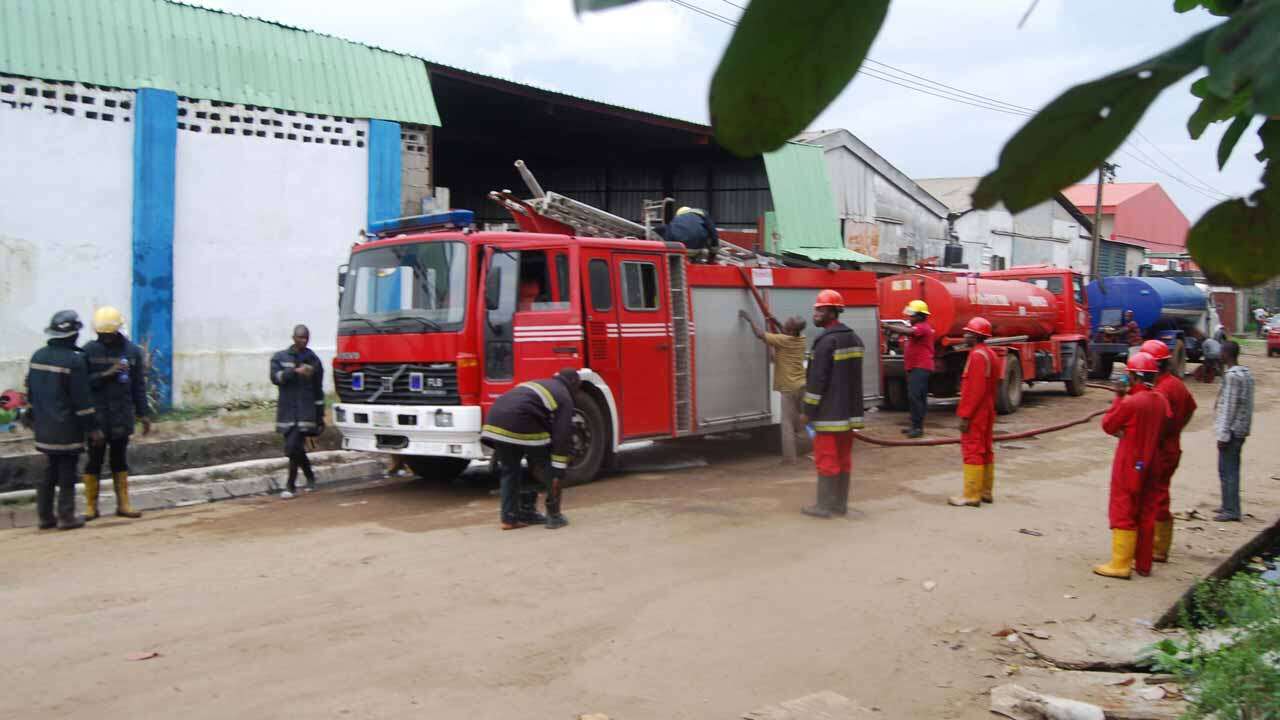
[1094,352,1171,579]
[799,290,865,518]
[1135,339,1196,573]
[949,317,999,507]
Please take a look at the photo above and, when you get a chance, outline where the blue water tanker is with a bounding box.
[1085,276,1208,377]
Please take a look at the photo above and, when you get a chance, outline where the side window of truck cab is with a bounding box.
[516,250,571,313]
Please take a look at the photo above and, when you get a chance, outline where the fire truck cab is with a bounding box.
[332,209,880,485]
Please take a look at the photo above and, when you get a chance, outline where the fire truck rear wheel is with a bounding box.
[1064,344,1087,396]
[564,391,608,487]
[405,456,472,483]
[882,377,908,411]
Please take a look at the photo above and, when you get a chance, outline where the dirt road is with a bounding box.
[4,350,1278,719]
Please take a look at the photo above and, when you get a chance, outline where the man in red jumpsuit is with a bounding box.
[1134,340,1196,574]
[1095,352,1171,579]
[949,317,1000,507]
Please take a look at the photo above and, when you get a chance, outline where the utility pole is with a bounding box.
[1089,161,1117,281]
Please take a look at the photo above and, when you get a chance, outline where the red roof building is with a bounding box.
[1061,182,1189,253]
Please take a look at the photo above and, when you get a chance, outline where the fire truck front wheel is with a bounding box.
[406,457,472,483]
[565,391,609,487]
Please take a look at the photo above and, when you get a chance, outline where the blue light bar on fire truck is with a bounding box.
[366,209,474,238]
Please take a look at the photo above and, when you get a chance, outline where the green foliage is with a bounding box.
[1149,575,1280,720]
[1175,0,1245,17]
[709,0,890,156]
[571,0,639,13]
[972,31,1209,213]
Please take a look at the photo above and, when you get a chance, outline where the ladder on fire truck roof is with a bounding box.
[507,160,774,269]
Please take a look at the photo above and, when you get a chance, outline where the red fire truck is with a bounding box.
[877,266,1090,414]
[332,192,881,485]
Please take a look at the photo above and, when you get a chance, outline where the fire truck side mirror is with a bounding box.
[485,267,503,311]
[337,264,348,293]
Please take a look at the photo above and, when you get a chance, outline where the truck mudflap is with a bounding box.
[332,403,488,460]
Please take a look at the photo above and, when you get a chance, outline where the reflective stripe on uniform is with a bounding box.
[812,419,852,432]
[277,421,316,429]
[314,400,325,406]
[481,425,551,446]
[36,440,82,451]
[275,371,286,383]
[75,407,95,416]
[833,347,864,361]
[518,382,557,412]
[849,416,864,429]
[550,453,570,470]
[29,362,70,375]
[280,361,296,368]
[803,392,822,406]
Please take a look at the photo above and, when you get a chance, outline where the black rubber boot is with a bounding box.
[57,515,85,530]
[544,480,568,529]
[802,476,836,518]
[517,491,546,524]
[831,473,851,515]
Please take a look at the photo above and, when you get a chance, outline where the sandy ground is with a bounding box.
[3,349,1278,719]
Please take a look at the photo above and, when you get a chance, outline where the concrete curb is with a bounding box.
[2,451,384,530]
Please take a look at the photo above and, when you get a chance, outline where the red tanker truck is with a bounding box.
[878,266,1090,414]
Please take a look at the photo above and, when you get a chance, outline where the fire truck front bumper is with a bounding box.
[332,403,488,459]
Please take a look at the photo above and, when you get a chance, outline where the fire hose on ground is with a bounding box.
[849,383,1117,447]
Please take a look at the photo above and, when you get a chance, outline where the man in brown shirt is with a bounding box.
[742,311,809,462]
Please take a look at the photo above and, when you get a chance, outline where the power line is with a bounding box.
[1133,128,1227,197]
[677,0,1232,199]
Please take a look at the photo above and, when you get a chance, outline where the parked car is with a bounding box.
[1267,316,1280,357]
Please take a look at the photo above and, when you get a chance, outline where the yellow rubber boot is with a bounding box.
[83,474,100,520]
[1152,520,1173,563]
[1092,529,1137,579]
[981,463,995,503]
[947,465,983,507]
[112,472,142,519]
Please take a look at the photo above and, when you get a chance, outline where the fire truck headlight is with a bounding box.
[434,410,454,427]
[334,407,347,423]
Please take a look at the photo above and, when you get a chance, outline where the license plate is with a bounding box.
[372,411,393,428]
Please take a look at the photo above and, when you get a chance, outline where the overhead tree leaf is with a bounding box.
[1203,0,1280,115]
[972,30,1211,213]
[1201,0,1245,16]
[572,0,642,14]
[709,0,891,156]
[1187,78,1250,138]
[1174,0,1201,12]
[1217,113,1251,169]
[1187,179,1280,286]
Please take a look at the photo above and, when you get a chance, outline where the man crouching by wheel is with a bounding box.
[481,368,579,530]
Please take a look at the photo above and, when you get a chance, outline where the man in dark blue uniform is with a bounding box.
[81,305,150,520]
[26,310,103,530]
[270,325,325,498]
[481,368,579,530]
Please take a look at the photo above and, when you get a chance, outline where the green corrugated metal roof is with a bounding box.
[763,141,874,264]
[0,0,439,125]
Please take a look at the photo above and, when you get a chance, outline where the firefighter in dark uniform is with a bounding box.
[81,306,150,520]
[26,310,103,530]
[798,290,866,518]
[480,368,579,530]
[270,325,325,498]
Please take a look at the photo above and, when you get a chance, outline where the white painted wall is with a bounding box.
[952,197,1092,273]
[0,99,134,391]
[172,125,368,405]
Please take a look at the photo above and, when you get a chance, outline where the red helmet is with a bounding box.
[1140,340,1171,361]
[813,289,845,309]
[963,317,993,337]
[1126,351,1159,373]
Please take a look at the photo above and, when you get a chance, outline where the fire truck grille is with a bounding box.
[334,363,459,406]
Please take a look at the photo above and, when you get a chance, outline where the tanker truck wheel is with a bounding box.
[406,456,472,482]
[1088,352,1113,380]
[996,354,1023,415]
[564,391,608,487]
[882,378,908,411]
[1064,346,1087,397]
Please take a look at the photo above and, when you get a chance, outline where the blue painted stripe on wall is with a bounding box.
[131,88,177,409]
[367,119,402,227]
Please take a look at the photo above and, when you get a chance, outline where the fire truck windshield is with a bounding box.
[339,240,468,334]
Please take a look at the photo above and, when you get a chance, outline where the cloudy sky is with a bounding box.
[191,0,1261,222]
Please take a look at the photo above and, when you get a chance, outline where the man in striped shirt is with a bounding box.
[481,369,579,530]
[1214,341,1253,522]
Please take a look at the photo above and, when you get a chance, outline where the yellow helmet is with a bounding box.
[904,299,930,316]
[93,306,124,333]
[676,206,694,216]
